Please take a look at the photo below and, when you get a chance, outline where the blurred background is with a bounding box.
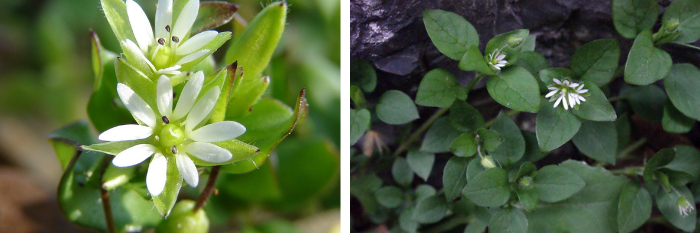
[0,0,339,232]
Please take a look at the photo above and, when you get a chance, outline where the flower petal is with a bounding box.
[176,153,199,187]
[554,95,562,108]
[177,31,218,55]
[146,153,167,196]
[113,144,157,167]
[496,54,506,60]
[117,83,156,127]
[157,65,182,75]
[172,71,204,120]
[553,78,562,84]
[175,49,210,65]
[185,87,220,132]
[189,121,246,142]
[568,94,576,108]
[545,90,558,98]
[155,0,174,40]
[562,95,569,110]
[184,142,232,163]
[157,76,173,117]
[172,0,200,40]
[121,39,156,73]
[126,0,154,52]
[99,124,153,141]
[578,89,588,94]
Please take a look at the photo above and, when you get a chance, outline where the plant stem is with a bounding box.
[607,96,624,102]
[484,109,520,128]
[98,157,116,233]
[465,73,483,93]
[671,42,700,51]
[193,166,221,213]
[619,138,647,159]
[610,166,644,175]
[423,215,472,233]
[392,108,449,157]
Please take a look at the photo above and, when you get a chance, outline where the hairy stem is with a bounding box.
[98,157,116,233]
[193,166,221,212]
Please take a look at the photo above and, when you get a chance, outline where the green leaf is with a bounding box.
[534,165,586,203]
[449,100,484,132]
[350,59,377,92]
[100,0,135,45]
[536,99,582,152]
[87,64,136,132]
[450,133,477,157]
[476,128,502,153]
[490,112,526,166]
[571,81,617,121]
[407,150,435,181]
[115,57,158,109]
[515,162,539,212]
[216,161,280,203]
[190,1,238,35]
[443,157,470,201]
[374,186,403,208]
[392,157,414,187]
[538,68,575,85]
[662,100,695,134]
[49,121,97,170]
[415,184,437,201]
[515,51,549,93]
[350,174,386,223]
[153,157,183,216]
[463,168,510,207]
[350,85,366,107]
[220,89,308,174]
[570,39,620,86]
[617,181,652,233]
[350,109,371,145]
[487,66,541,113]
[225,73,270,120]
[656,185,696,231]
[521,130,547,162]
[664,63,700,121]
[83,140,149,155]
[412,195,448,224]
[422,9,479,60]
[484,29,530,65]
[616,113,632,152]
[624,29,672,85]
[526,161,630,233]
[611,0,659,38]
[662,0,700,43]
[101,165,137,190]
[193,139,259,165]
[625,85,666,123]
[420,117,463,153]
[202,66,234,123]
[489,207,528,233]
[376,90,420,125]
[224,1,286,78]
[642,148,675,184]
[467,158,485,183]
[464,219,487,233]
[522,35,537,52]
[458,45,496,75]
[572,121,618,164]
[399,207,419,233]
[516,162,537,180]
[662,145,700,179]
[415,69,467,108]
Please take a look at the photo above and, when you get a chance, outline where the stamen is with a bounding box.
[165,25,171,32]
[172,36,180,43]
[157,38,165,45]
[171,145,178,154]
[162,115,170,124]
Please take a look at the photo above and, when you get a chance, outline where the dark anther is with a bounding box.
[173,92,177,98]
[172,36,180,43]
[157,38,165,45]
[171,145,178,154]
[165,25,171,32]
[78,182,85,187]
[162,115,170,124]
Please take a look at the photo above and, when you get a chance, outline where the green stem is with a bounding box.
[671,42,700,51]
[618,138,647,159]
[392,108,449,157]
[465,73,484,94]
[193,166,221,213]
[607,96,624,102]
[423,215,472,233]
[484,109,520,128]
[98,157,116,233]
[610,166,644,175]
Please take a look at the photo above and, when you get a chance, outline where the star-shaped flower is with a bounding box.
[98,71,245,196]
[677,196,695,217]
[487,49,507,70]
[545,78,589,110]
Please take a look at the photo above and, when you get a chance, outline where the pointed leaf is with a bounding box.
[415,69,467,108]
[191,2,239,35]
[422,9,479,60]
[487,66,541,113]
[662,0,700,43]
[489,207,528,233]
[664,63,700,121]
[490,112,526,166]
[407,150,435,181]
[624,29,672,85]
[443,157,470,201]
[458,45,495,75]
[420,117,463,153]
[536,99,582,152]
[570,39,620,86]
[463,168,510,207]
[534,165,585,202]
[572,121,617,164]
[449,100,484,132]
[450,133,477,157]
[571,81,617,121]
[617,181,652,233]
[612,0,659,38]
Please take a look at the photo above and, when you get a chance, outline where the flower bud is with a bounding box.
[155,200,209,233]
[481,156,497,169]
[677,196,694,217]
[518,176,534,190]
[507,36,523,47]
[664,19,680,33]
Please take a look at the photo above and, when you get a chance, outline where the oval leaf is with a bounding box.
[463,168,510,207]
[624,29,672,85]
[487,66,541,113]
[534,165,586,203]
[423,9,479,60]
[536,100,582,152]
[377,90,420,125]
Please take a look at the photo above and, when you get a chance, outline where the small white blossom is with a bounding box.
[677,196,694,217]
[487,49,507,70]
[545,78,588,110]
[98,72,246,196]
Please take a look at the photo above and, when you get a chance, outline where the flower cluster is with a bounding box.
[545,78,588,110]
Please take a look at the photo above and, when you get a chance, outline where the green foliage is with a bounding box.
[612,0,658,38]
[415,69,467,107]
[449,100,484,132]
[489,207,528,233]
[486,66,541,113]
[407,150,435,181]
[377,90,420,125]
[443,157,470,201]
[350,109,370,145]
[490,112,526,166]
[624,30,672,85]
[664,63,700,121]
[625,85,666,123]
[617,182,652,233]
[572,121,618,164]
[350,59,377,93]
[420,117,463,153]
[450,133,477,157]
[412,195,448,223]
[422,9,479,60]
[463,168,511,207]
[662,0,700,43]
[534,165,585,203]
[570,81,617,121]
[570,39,620,86]
[536,99,582,152]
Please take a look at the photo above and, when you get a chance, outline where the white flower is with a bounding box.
[122,0,221,75]
[545,78,589,110]
[487,49,507,70]
[98,71,246,196]
[677,196,695,217]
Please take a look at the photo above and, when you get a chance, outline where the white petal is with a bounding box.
[172,71,204,120]
[189,121,246,142]
[126,0,154,52]
[553,95,563,108]
[568,94,576,108]
[112,144,156,167]
[175,49,209,65]
[495,63,506,68]
[562,95,569,110]
[176,153,199,187]
[553,78,562,84]
[155,0,173,39]
[157,76,173,117]
[497,60,507,65]
[177,31,218,55]
[185,87,220,132]
[547,86,558,91]
[574,95,581,105]
[172,0,200,40]
[121,39,156,72]
[117,83,156,127]
[491,64,501,70]
[157,65,182,75]
[146,153,167,196]
[578,95,587,102]
[545,90,558,98]
[184,142,232,163]
[496,54,506,60]
[578,89,588,94]
[99,124,153,141]
[569,82,580,88]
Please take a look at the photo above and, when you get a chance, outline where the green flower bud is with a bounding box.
[518,176,534,190]
[481,156,497,169]
[664,19,680,33]
[677,196,694,217]
[507,35,523,47]
[159,124,185,149]
[155,200,209,233]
